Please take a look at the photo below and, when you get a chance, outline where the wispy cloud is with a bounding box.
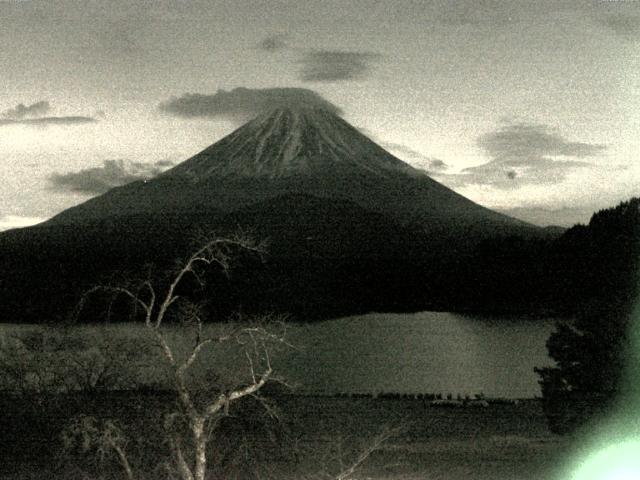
[255,37,382,83]
[159,87,342,121]
[0,116,96,127]
[437,122,606,189]
[299,50,382,82]
[433,0,523,27]
[256,34,289,52]
[380,142,448,172]
[479,122,605,160]
[2,101,50,120]
[0,100,96,127]
[595,13,640,38]
[49,159,174,195]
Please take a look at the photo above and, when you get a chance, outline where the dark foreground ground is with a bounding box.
[0,392,574,480]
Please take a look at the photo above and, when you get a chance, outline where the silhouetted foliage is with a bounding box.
[0,195,637,324]
[535,198,640,434]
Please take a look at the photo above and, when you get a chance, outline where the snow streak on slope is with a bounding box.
[163,107,418,179]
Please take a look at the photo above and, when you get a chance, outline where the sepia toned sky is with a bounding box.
[1,0,639,229]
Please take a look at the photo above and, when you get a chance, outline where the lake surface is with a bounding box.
[278,311,558,398]
[0,311,559,399]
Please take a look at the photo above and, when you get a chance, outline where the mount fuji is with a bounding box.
[46,106,530,235]
[0,106,551,322]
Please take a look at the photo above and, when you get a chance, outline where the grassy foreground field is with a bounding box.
[1,392,573,480]
[274,395,573,480]
[0,323,577,479]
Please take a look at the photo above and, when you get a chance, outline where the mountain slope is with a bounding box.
[46,107,532,241]
[0,194,430,322]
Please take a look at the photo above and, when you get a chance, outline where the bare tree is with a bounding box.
[75,233,289,480]
[62,415,136,480]
[300,424,404,480]
[0,322,160,395]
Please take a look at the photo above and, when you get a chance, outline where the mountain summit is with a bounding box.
[163,107,416,179]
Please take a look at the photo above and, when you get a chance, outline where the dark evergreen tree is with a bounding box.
[535,198,640,434]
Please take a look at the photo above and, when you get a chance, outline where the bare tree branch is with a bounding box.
[154,236,263,329]
[70,233,282,480]
[333,425,404,480]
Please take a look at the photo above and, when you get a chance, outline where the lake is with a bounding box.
[0,311,559,399]
[278,311,558,398]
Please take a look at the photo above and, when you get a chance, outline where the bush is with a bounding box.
[0,326,159,394]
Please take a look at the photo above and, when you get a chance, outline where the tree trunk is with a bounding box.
[112,443,136,480]
[193,416,208,480]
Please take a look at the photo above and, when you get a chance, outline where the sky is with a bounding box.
[1,0,639,229]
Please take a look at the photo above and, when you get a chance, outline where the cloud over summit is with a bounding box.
[159,87,343,121]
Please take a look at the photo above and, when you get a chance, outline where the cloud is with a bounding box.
[49,159,174,195]
[434,0,522,27]
[2,101,50,120]
[255,41,381,82]
[159,87,343,121]
[256,34,289,52]
[479,122,606,160]
[299,50,382,82]
[0,100,96,127]
[0,116,96,127]
[0,215,46,231]
[438,123,606,189]
[380,142,448,172]
[595,13,640,38]
[154,159,175,167]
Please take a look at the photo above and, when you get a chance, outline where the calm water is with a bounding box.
[278,311,558,398]
[0,311,558,399]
